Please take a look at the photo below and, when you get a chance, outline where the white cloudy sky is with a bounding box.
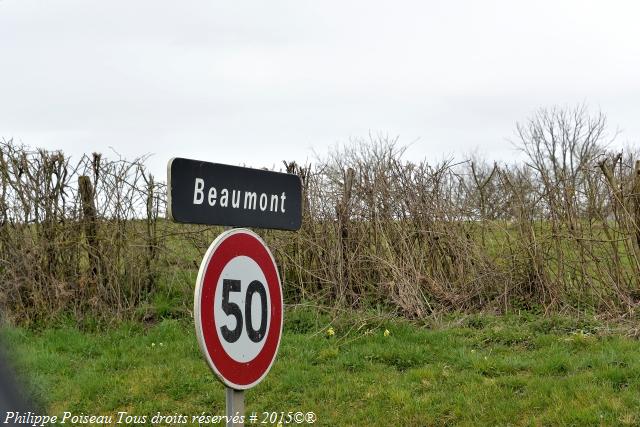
[1,1,639,177]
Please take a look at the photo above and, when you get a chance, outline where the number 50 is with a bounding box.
[220,279,268,343]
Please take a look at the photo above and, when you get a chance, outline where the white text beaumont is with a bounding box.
[192,178,287,213]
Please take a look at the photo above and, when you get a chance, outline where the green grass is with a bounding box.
[2,308,640,426]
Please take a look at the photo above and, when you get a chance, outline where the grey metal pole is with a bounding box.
[223,225,244,427]
[225,387,245,427]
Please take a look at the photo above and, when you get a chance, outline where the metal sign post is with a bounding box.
[226,387,244,427]
[222,227,244,427]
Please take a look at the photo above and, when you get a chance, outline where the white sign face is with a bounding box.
[214,255,271,362]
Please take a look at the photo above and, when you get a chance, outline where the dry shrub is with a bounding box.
[2,105,640,323]
[0,140,166,324]
[271,138,505,318]
[272,106,640,319]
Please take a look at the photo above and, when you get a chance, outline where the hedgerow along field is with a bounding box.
[1,105,640,424]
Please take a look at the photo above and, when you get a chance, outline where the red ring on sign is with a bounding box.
[198,230,283,389]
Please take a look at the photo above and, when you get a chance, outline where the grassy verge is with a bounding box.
[2,308,640,426]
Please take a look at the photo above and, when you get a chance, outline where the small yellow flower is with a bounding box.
[327,327,335,337]
[384,329,390,337]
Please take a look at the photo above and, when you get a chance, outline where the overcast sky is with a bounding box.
[1,1,639,178]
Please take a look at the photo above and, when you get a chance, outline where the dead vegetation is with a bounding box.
[0,141,165,324]
[1,105,640,324]
[272,106,640,319]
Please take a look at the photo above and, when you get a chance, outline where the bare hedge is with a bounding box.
[2,106,640,324]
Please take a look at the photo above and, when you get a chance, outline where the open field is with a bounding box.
[3,308,640,426]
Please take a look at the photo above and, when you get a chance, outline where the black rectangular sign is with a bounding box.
[167,158,302,230]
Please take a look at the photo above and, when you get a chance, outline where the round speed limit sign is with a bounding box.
[194,228,283,390]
